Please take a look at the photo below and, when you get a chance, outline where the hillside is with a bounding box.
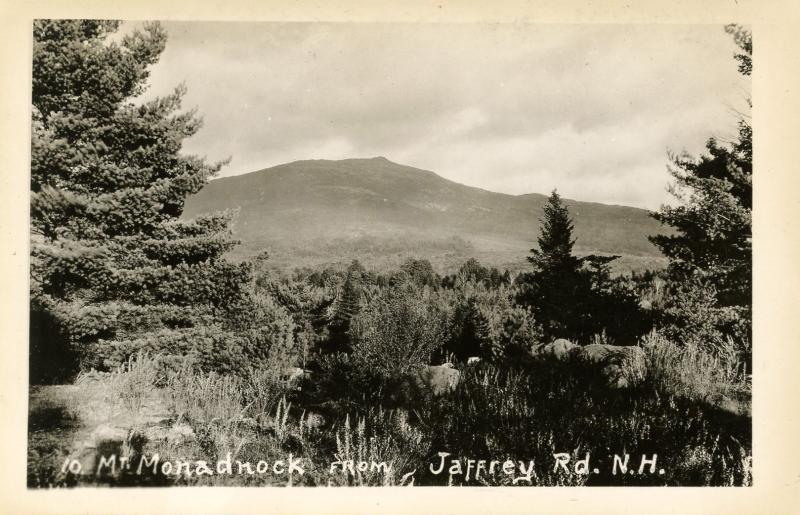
[182,157,668,273]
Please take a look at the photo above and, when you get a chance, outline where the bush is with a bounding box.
[88,287,301,374]
[350,282,449,376]
[483,303,543,364]
[445,281,543,363]
[307,352,384,413]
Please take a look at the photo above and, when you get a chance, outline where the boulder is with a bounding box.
[280,367,311,390]
[529,340,647,389]
[574,344,646,389]
[143,422,195,447]
[392,363,461,402]
[411,363,461,396]
[541,338,580,361]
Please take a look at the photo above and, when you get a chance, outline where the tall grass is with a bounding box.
[164,365,247,424]
[161,360,292,425]
[329,409,428,486]
[641,330,750,407]
[48,340,751,487]
[74,353,160,424]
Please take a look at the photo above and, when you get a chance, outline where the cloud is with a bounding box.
[137,22,749,209]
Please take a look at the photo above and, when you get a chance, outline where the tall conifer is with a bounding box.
[30,20,250,380]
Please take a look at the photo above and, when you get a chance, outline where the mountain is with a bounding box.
[182,157,668,273]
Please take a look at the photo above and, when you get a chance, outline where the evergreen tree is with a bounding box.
[519,190,642,342]
[400,258,439,288]
[649,25,752,352]
[447,296,491,361]
[528,190,583,273]
[458,258,490,284]
[328,259,365,353]
[29,20,252,380]
[520,190,593,340]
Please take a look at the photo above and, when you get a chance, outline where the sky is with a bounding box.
[136,22,749,209]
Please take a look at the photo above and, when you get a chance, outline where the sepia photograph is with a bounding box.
[25,19,754,489]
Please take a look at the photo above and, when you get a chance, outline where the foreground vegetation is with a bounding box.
[29,330,751,487]
[28,251,753,487]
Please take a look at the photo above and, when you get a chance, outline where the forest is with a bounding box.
[28,20,752,487]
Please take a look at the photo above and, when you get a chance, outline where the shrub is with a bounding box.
[445,281,543,363]
[417,360,750,486]
[484,304,543,364]
[350,282,449,376]
[659,280,728,348]
[88,288,300,374]
[312,352,387,412]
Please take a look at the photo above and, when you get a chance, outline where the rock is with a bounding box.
[392,364,461,404]
[412,364,461,396]
[541,339,580,361]
[281,366,306,382]
[529,341,646,389]
[280,366,311,390]
[575,344,646,389]
[89,424,129,445]
[467,356,481,365]
[143,422,195,448]
[143,425,170,442]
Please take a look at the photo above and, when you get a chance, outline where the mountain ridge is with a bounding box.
[183,157,668,272]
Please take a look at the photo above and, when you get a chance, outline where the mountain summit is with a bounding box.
[182,158,666,271]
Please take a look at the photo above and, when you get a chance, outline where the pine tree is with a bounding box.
[30,20,251,380]
[649,25,752,352]
[519,191,591,340]
[527,190,584,274]
[448,296,491,361]
[519,190,639,342]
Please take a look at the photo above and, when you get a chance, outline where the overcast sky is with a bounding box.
[138,22,749,209]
